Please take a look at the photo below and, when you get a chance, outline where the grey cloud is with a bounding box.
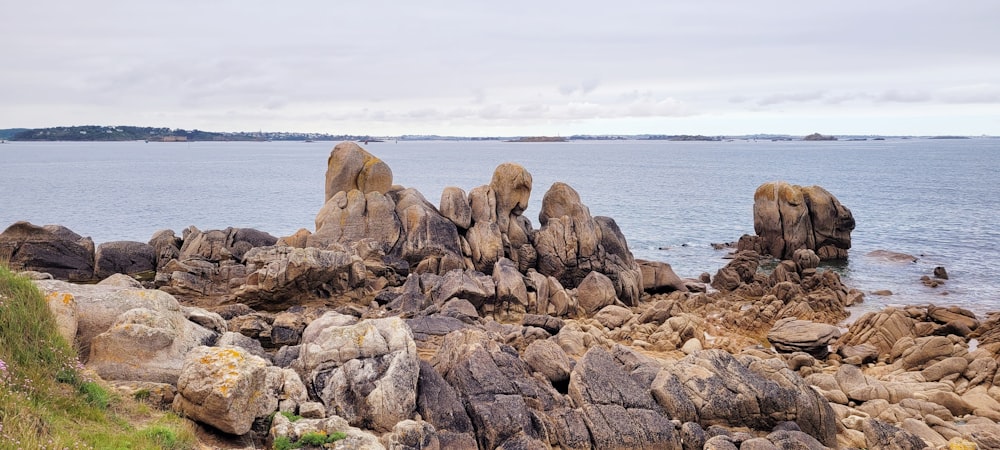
[877,90,932,103]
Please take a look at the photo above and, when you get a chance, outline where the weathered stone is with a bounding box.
[767,318,841,358]
[234,245,367,311]
[439,186,472,230]
[861,418,927,450]
[523,339,572,384]
[324,141,393,200]
[492,257,527,314]
[310,189,402,251]
[593,304,633,329]
[299,316,419,432]
[173,346,279,435]
[1,221,95,281]
[94,241,156,279]
[148,229,182,270]
[752,182,854,260]
[637,259,687,293]
[576,271,618,316]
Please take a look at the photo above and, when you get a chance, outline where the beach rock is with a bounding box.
[439,186,472,230]
[233,245,368,311]
[382,419,440,450]
[637,259,688,293]
[94,240,156,279]
[568,346,681,449]
[172,346,279,435]
[866,250,918,263]
[752,182,854,260]
[465,221,504,273]
[934,266,949,280]
[535,182,642,306]
[299,315,419,432]
[178,226,277,262]
[324,141,393,200]
[426,269,495,310]
[44,289,78,345]
[712,251,760,291]
[0,221,95,281]
[767,318,841,358]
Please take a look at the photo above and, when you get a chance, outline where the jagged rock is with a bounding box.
[234,245,368,311]
[521,313,564,334]
[439,186,472,230]
[216,331,269,362]
[637,259,688,293]
[712,251,759,291]
[415,360,478,448]
[427,269,495,310]
[660,350,837,447]
[324,141,393,199]
[299,315,419,432]
[430,329,560,449]
[569,347,681,449]
[767,318,841,358]
[178,226,276,262]
[0,221,95,281]
[173,346,280,435]
[94,240,156,279]
[392,188,466,274]
[752,182,854,260]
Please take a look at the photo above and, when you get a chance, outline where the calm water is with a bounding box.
[2,139,999,317]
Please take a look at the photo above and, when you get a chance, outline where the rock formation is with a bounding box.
[741,181,855,260]
[10,141,1000,449]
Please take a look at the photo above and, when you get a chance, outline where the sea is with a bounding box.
[2,138,998,319]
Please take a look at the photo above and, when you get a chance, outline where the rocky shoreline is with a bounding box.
[1,141,996,449]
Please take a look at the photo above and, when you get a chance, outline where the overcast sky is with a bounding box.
[2,1,998,136]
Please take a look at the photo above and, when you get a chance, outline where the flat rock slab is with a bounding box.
[768,317,841,358]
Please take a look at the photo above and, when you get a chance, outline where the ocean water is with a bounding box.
[2,139,998,317]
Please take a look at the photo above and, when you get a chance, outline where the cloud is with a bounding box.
[756,91,826,106]
[877,90,932,103]
[937,83,1000,104]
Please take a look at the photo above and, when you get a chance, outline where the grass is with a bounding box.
[271,430,347,449]
[0,265,197,449]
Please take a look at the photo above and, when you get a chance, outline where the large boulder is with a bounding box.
[465,163,536,273]
[534,183,642,305]
[233,245,368,311]
[391,188,466,274]
[0,221,95,281]
[299,315,419,432]
[173,346,280,435]
[752,182,854,260]
[439,186,472,230]
[324,141,393,200]
[33,280,219,376]
[637,259,688,293]
[94,240,156,279]
[309,189,402,251]
[575,271,618,316]
[655,350,838,447]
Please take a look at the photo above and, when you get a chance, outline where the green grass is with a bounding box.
[0,265,196,449]
[271,430,348,449]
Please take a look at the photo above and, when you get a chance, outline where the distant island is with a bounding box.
[2,125,379,143]
[803,133,837,141]
[0,125,991,143]
[506,136,568,143]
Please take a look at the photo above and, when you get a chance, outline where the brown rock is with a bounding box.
[324,141,393,200]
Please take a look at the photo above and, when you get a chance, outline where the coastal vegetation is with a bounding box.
[0,265,196,449]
